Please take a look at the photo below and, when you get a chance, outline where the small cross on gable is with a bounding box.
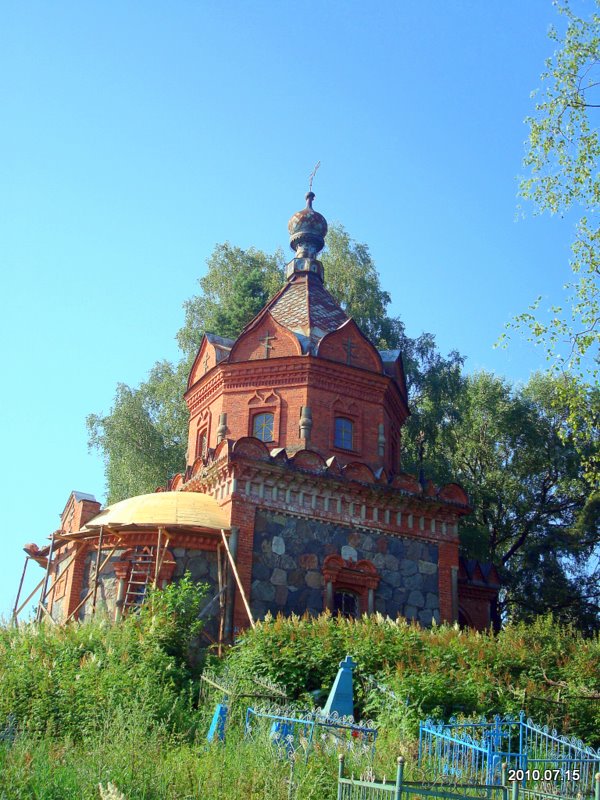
[260,331,276,359]
[343,337,357,366]
[203,353,210,374]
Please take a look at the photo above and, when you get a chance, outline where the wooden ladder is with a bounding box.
[123,548,155,611]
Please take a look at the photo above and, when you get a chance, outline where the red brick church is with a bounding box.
[18,192,499,639]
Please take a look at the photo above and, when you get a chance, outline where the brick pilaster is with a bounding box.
[438,538,459,623]
[64,543,89,620]
[228,497,258,632]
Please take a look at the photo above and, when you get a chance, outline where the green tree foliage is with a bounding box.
[88,225,462,503]
[176,243,284,360]
[397,331,465,483]
[422,371,599,629]
[87,362,189,502]
[321,224,402,347]
[509,1,600,483]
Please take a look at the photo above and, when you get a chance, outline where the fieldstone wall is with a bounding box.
[250,510,440,625]
[173,548,220,639]
[172,547,218,591]
[50,592,66,622]
[79,548,125,619]
[76,547,219,635]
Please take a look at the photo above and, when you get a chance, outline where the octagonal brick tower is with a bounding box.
[184,192,410,476]
[175,194,485,632]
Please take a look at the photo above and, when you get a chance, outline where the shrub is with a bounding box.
[226,613,600,746]
[0,575,206,739]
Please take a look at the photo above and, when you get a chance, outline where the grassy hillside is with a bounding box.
[0,583,598,799]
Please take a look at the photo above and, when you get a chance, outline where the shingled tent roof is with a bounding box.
[239,271,349,354]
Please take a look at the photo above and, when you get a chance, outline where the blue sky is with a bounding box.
[0,1,590,619]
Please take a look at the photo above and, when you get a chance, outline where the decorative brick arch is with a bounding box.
[439,483,469,505]
[317,319,383,373]
[322,554,380,615]
[229,312,301,362]
[291,449,327,474]
[343,462,376,484]
[231,436,271,461]
[247,389,282,444]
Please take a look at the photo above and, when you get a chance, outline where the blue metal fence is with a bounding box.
[0,714,16,746]
[245,704,377,760]
[418,713,599,797]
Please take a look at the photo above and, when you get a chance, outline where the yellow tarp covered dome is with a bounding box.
[82,491,230,532]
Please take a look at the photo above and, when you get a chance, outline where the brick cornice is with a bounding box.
[185,355,407,417]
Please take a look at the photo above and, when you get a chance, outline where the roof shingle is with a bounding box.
[268,273,348,352]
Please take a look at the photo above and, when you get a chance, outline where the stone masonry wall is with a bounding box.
[77,548,219,633]
[79,548,125,619]
[250,510,439,625]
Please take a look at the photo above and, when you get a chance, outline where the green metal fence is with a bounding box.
[337,757,600,800]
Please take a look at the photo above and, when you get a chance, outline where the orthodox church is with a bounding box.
[18,193,500,640]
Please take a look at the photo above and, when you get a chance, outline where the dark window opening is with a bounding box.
[334,417,354,450]
[334,590,359,618]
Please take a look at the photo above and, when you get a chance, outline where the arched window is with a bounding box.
[334,417,353,450]
[334,590,359,619]
[253,412,274,442]
[323,555,380,617]
[196,430,207,459]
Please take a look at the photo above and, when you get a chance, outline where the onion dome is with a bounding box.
[287,192,328,258]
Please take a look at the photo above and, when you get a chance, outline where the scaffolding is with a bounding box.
[12,524,252,654]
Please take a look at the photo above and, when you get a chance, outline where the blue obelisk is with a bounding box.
[322,655,357,719]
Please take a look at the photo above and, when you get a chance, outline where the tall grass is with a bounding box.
[0,586,598,798]
[0,576,204,740]
[0,712,341,800]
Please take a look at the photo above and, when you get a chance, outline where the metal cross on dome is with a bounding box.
[260,331,276,358]
[308,161,321,193]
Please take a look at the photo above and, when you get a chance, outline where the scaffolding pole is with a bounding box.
[153,527,163,588]
[154,527,170,588]
[63,543,120,624]
[36,533,56,623]
[37,602,56,625]
[221,528,255,629]
[217,543,224,655]
[37,543,85,624]
[223,527,238,642]
[91,526,104,616]
[12,556,30,627]
[13,542,84,625]
[14,576,45,620]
